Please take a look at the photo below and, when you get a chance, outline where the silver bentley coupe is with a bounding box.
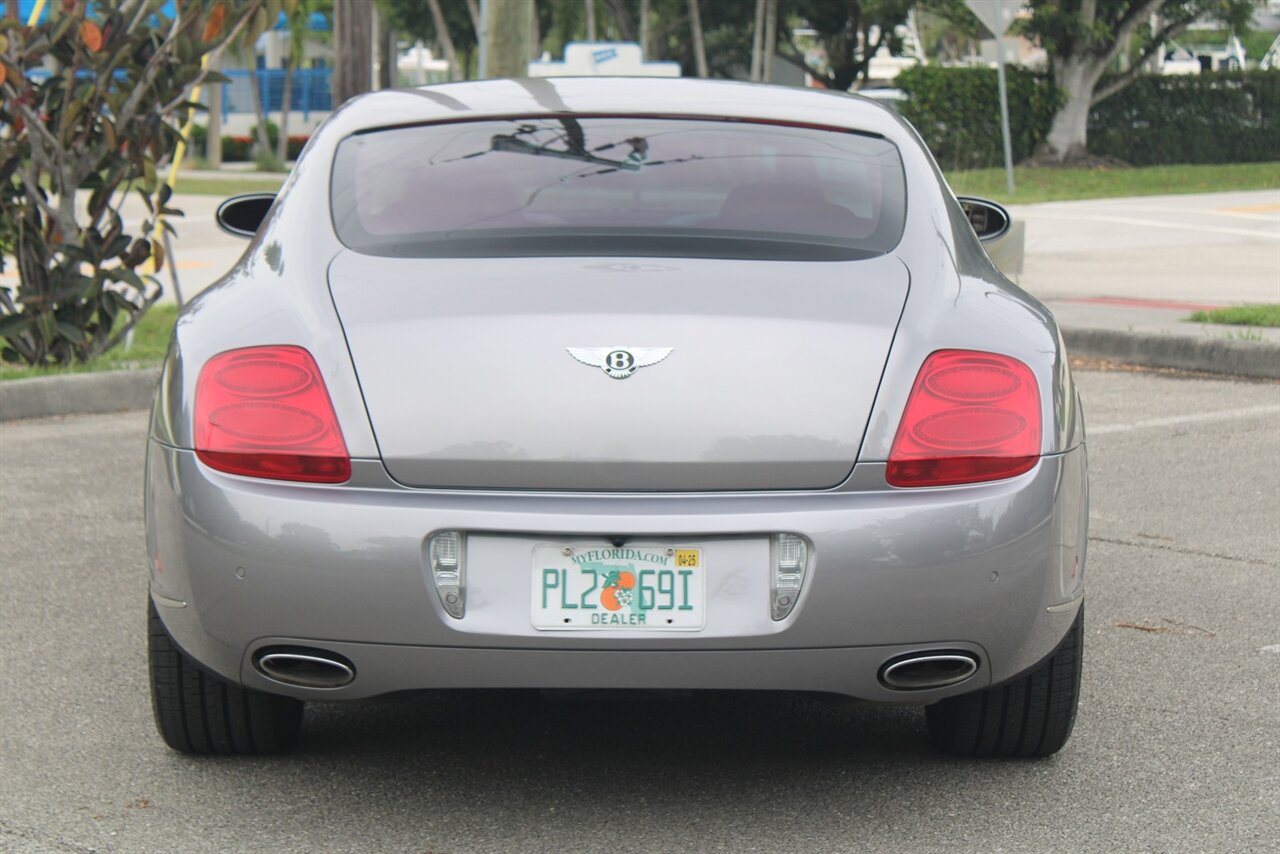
[146,77,1087,757]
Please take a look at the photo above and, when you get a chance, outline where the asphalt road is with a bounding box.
[1,369,1278,853]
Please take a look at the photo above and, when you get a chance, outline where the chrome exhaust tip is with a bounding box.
[879,652,978,691]
[255,648,355,689]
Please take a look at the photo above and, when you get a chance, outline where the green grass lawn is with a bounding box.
[0,304,177,381]
[1188,304,1280,327]
[173,176,285,195]
[944,161,1280,205]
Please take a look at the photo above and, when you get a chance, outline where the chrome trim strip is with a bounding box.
[151,592,188,609]
[1047,592,1084,613]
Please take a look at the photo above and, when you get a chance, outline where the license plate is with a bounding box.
[531,543,706,631]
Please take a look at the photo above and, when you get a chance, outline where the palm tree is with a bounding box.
[243,50,272,161]
[225,1,275,163]
[750,0,765,80]
[278,1,321,163]
[426,0,463,81]
[688,0,707,77]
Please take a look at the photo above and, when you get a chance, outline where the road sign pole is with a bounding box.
[993,0,1016,195]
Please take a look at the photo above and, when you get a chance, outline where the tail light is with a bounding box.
[887,350,1040,487]
[194,345,351,483]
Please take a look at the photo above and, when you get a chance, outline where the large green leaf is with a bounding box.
[0,315,35,338]
[55,320,89,344]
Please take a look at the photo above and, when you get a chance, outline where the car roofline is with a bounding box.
[323,77,907,142]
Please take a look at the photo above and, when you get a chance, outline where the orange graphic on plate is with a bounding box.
[600,569,636,611]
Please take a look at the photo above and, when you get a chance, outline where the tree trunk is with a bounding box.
[377,16,395,89]
[828,56,867,93]
[750,0,765,81]
[688,0,707,78]
[762,0,777,82]
[585,0,596,40]
[277,59,294,163]
[485,0,533,78]
[333,0,373,106]
[639,0,651,56]
[1043,91,1091,164]
[1041,58,1104,163]
[465,0,480,36]
[247,65,272,156]
[207,57,223,168]
[529,0,540,51]
[427,0,463,81]
[5,0,18,20]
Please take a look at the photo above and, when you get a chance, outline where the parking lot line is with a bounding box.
[1102,204,1280,223]
[1090,405,1280,436]
[1036,213,1279,241]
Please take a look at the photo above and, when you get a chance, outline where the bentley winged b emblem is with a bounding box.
[566,347,674,379]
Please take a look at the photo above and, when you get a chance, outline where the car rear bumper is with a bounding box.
[147,442,1087,703]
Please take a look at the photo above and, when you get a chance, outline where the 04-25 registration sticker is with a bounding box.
[530,543,706,631]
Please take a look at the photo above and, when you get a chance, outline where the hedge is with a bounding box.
[1088,71,1280,166]
[894,65,1062,171]
[894,67,1280,168]
[188,123,309,162]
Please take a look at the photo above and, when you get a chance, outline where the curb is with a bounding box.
[0,368,160,423]
[1062,328,1280,380]
[2,327,1277,423]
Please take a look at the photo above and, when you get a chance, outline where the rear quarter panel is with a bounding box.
[854,122,1083,462]
[150,146,379,459]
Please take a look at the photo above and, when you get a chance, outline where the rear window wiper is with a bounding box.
[490,134,644,172]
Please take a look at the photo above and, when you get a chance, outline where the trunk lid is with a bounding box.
[328,252,908,491]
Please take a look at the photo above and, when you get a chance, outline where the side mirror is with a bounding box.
[956,196,1011,242]
[215,193,277,238]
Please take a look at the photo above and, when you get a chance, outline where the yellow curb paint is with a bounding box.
[1216,204,1280,214]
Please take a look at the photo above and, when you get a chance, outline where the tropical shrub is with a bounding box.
[894,65,1063,171]
[895,65,1279,169]
[0,0,274,367]
[1088,71,1280,166]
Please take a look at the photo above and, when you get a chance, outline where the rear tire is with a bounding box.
[149,599,303,755]
[925,605,1083,758]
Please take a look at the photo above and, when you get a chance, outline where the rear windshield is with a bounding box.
[331,116,906,261]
